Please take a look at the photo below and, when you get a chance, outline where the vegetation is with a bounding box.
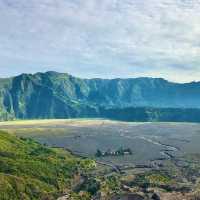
[0,130,135,200]
[95,147,132,157]
[145,172,172,186]
[101,107,200,122]
[0,131,96,200]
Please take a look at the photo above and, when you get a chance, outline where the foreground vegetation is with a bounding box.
[0,131,96,200]
[0,130,130,200]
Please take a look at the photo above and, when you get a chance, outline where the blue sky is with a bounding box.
[0,0,200,82]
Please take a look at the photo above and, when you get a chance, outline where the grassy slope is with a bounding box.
[0,131,95,200]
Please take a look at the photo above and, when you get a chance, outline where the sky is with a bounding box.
[0,0,200,82]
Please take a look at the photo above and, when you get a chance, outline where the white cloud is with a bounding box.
[0,0,200,82]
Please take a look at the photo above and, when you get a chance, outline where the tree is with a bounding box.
[95,149,102,157]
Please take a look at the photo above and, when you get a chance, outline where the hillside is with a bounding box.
[0,131,96,200]
[2,120,200,200]
[1,71,200,120]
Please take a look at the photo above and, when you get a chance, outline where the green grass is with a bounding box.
[145,173,172,185]
[0,131,96,200]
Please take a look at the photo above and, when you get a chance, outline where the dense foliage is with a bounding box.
[0,131,95,200]
[101,107,200,122]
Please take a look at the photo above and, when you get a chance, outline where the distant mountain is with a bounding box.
[1,71,200,121]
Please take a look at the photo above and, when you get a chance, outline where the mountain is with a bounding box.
[1,71,200,121]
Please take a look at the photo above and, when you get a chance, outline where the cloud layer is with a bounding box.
[0,0,200,82]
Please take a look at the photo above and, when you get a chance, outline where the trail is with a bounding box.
[122,134,180,160]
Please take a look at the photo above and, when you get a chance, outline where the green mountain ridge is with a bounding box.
[1,71,200,121]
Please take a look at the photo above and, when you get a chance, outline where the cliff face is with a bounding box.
[1,71,200,120]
